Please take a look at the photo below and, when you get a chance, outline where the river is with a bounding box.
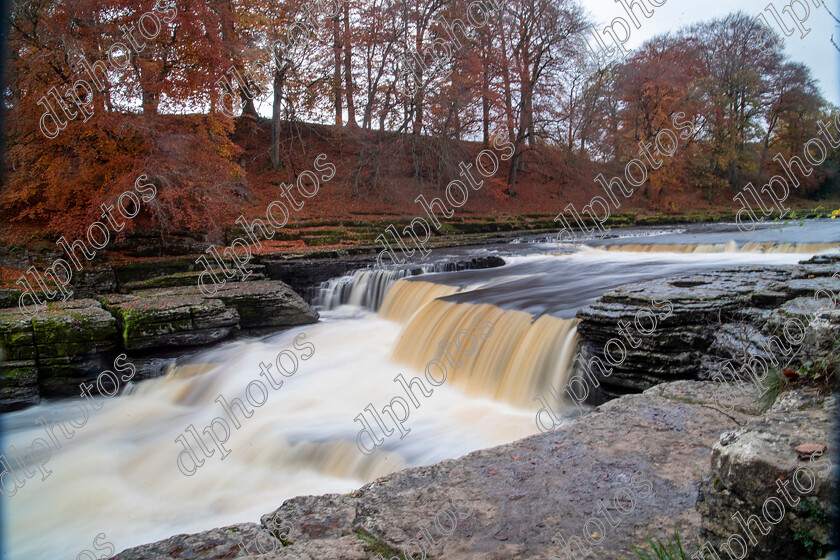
[2,220,838,558]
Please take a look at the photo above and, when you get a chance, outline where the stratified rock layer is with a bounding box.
[0,299,118,410]
[0,281,317,410]
[97,292,239,350]
[575,257,839,402]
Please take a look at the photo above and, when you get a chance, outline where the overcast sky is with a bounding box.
[582,0,840,106]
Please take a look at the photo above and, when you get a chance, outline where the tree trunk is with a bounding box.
[500,33,514,143]
[481,35,490,147]
[141,90,159,115]
[271,71,284,170]
[332,15,343,126]
[507,144,522,194]
[240,90,258,117]
[343,1,357,127]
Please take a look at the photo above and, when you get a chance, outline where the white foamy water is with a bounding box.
[2,313,537,558]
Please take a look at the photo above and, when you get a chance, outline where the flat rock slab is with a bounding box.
[0,299,117,359]
[115,280,319,332]
[120,265,266,292]
[113,380,759,560]
[206,280,319,328]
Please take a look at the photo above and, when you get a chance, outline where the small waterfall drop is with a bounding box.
[314,260,497,312]
[382,279,580,408]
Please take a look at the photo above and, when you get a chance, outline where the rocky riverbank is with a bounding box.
[109,256,838,559]
[575,254,839,403]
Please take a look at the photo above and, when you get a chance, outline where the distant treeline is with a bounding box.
[3,0,838,235]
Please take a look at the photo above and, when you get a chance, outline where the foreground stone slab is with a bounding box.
[112,380,762,560]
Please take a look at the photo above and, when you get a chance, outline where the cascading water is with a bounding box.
[2,221,837,559]
[597,241,840,253]
[383,284,580,407]
[315,268,416,311]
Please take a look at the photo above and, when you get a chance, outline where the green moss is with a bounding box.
[354,530,404,559]
[0,364,38,386]
[793,531,822,557]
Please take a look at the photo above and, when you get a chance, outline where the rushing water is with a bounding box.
[2,221,838,559]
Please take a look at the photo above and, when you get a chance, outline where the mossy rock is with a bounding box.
[31,299,118,348]
[0,308,36,360]
[113,257,198,286]
[301,234,344,247]
[0,288,23,309]
[0,360,39,411]
[98,293,239,350]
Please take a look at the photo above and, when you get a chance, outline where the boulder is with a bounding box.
[696,390,837,559]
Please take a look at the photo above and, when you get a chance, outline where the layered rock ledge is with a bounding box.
[575,255,839,402]
[0,280,317,411]
[0,252,504,411]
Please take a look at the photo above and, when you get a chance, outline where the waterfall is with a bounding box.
[382,280,580,408]
[5,236,827,559]
[314,268,417,311]
[597,241,840,253]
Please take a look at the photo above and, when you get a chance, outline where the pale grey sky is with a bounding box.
[582,0,840,106]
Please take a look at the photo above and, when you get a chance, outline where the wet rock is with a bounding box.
[576,259,839,403]
[264,255,506,301]
[112,523,263,560]
[696,389,837,559]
